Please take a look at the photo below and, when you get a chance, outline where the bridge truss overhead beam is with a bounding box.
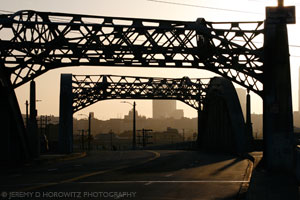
[71,75,210,113]
[0,10,264,95]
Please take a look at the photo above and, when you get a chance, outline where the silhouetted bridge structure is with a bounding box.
[0,7,296,171]
[59,74,248,154]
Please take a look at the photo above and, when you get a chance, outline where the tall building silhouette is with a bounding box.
[236,88,246,120]
[299,67,300,112]
[152,100,183,119]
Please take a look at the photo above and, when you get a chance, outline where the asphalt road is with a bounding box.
[0,150,251,200]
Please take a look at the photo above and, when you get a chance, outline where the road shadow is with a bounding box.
[121,150,246,174]
[246,158,299,200]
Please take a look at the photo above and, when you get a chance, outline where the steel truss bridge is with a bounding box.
[71,74,210,112]
[63,74,247,154]
[0,8,295,171]
[60,74,211,154]
[0,10,263,94]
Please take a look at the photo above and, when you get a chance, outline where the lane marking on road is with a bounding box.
[47,168,58,172]
[19,150,160,192]
[77,180,250,184]
[11,174,21,177]
[164,174,173,177]
[0,179,249,188]
[144,182,153,186]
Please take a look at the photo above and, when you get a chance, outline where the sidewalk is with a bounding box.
[246,152,300,200]
[1,152,87,171]
[32,152,87,165]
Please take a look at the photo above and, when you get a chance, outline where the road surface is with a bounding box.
[0,150,251,200]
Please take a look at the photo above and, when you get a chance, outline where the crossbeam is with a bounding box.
[71,75,210,112]
[0,10,263,95]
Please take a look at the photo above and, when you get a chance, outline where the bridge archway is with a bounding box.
[59,74,249,154]
[200,77,251,153]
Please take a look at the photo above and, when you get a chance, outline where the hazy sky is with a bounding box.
[2,0,300,120]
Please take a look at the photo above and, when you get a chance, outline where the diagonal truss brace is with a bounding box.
[72,75,210,112]
[0,10,264,96]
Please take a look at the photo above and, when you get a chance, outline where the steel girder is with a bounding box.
[0,10,263,95]
[72,75,209,112]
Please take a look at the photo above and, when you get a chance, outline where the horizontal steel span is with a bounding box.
[71,74,211,112]
[0,10,263,95]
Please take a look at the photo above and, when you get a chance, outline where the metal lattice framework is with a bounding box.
[72,75,210,112]
[0,10,264,95]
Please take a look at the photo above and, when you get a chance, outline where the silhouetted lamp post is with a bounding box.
[78,113,92,151]
[121,101,136,150]
[25,99,42,128]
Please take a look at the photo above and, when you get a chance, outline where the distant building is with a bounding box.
[152,100,184,119]
[236,88,246,120]
[124,109,146,120]
[299,67,300,112]
[171,109,184,119]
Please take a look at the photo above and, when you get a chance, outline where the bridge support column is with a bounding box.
[59,74,73,154]
[246,91,253,144]
[0,68,29,163]
[263,12,295,170]
[28,80,39,158]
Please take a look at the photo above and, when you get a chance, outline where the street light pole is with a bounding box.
[78,113,92,151]
[121,101,136,150]
[133,101,136,150]
[25,100,29,128]
[88,112,91,151]
[81,129,85,151]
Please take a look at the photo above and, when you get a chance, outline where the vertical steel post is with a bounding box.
[263,6,295,170]
[246,90,253,139]
[0,68,29,162]
[59,74,73,154]
[29,80,39,158]
[197,106,202,147]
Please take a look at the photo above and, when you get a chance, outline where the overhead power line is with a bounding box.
[147,0,263,15]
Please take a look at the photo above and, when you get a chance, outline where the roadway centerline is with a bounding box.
[76,180,250,184]
[18,150,160,192]
[164,174,174,177]
[47,168,58,172]
[1,179,250,188]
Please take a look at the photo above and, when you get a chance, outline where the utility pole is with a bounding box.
[88,112,91,151]
[81,129,84,151]
[121,101,136,150]
[133,101,136,150]
[109,130,113,150]
[25,100,29,128]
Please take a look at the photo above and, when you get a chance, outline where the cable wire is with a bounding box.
[147,0,263,15]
